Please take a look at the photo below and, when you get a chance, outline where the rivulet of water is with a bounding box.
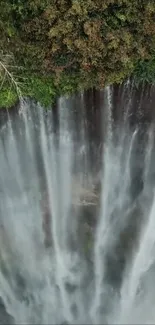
[0,85,155,324]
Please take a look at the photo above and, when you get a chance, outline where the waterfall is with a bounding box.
[0,83,155,324]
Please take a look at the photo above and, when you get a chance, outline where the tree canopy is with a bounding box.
[0,0,155,107]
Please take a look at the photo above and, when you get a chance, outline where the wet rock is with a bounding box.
[0,298,14,324]
[64,282,77,294]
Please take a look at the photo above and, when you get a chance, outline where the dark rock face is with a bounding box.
[40,193,52,248]
[0,298,14,324]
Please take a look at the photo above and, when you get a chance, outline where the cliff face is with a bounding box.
[1,1,155,108]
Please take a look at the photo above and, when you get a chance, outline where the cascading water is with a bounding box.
[0,84,155,324]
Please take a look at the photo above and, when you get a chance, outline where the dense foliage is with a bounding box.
[0,0,155,107]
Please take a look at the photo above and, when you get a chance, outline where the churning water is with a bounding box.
[0,84,155,324]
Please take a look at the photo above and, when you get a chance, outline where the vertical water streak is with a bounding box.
[57,97,73,249]
[122,129,138,197]
[57,97,86,324]
[39,104,71,323]
[104,85,113,142]
[123,78,134,122]
[144,125,154,184]
[118,193,155,324]
[39,100,80,324]
[79,92,89,184]
[91,86,116,324]
[0,107,44,324]
[137,82,145,120]
[18,99,44,242]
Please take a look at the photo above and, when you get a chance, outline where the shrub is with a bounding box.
[0,1,155,107]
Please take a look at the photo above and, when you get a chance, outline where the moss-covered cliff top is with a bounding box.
[0,0,155,107]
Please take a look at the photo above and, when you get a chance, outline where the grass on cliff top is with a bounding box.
[0,71,82,108]
[1,57,155,109]
[0,86,18,108]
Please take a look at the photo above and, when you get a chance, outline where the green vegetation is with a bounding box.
[133,57,155,85]
[0,0,155,107]
[20,75,57,107]
[0,87,18,108]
